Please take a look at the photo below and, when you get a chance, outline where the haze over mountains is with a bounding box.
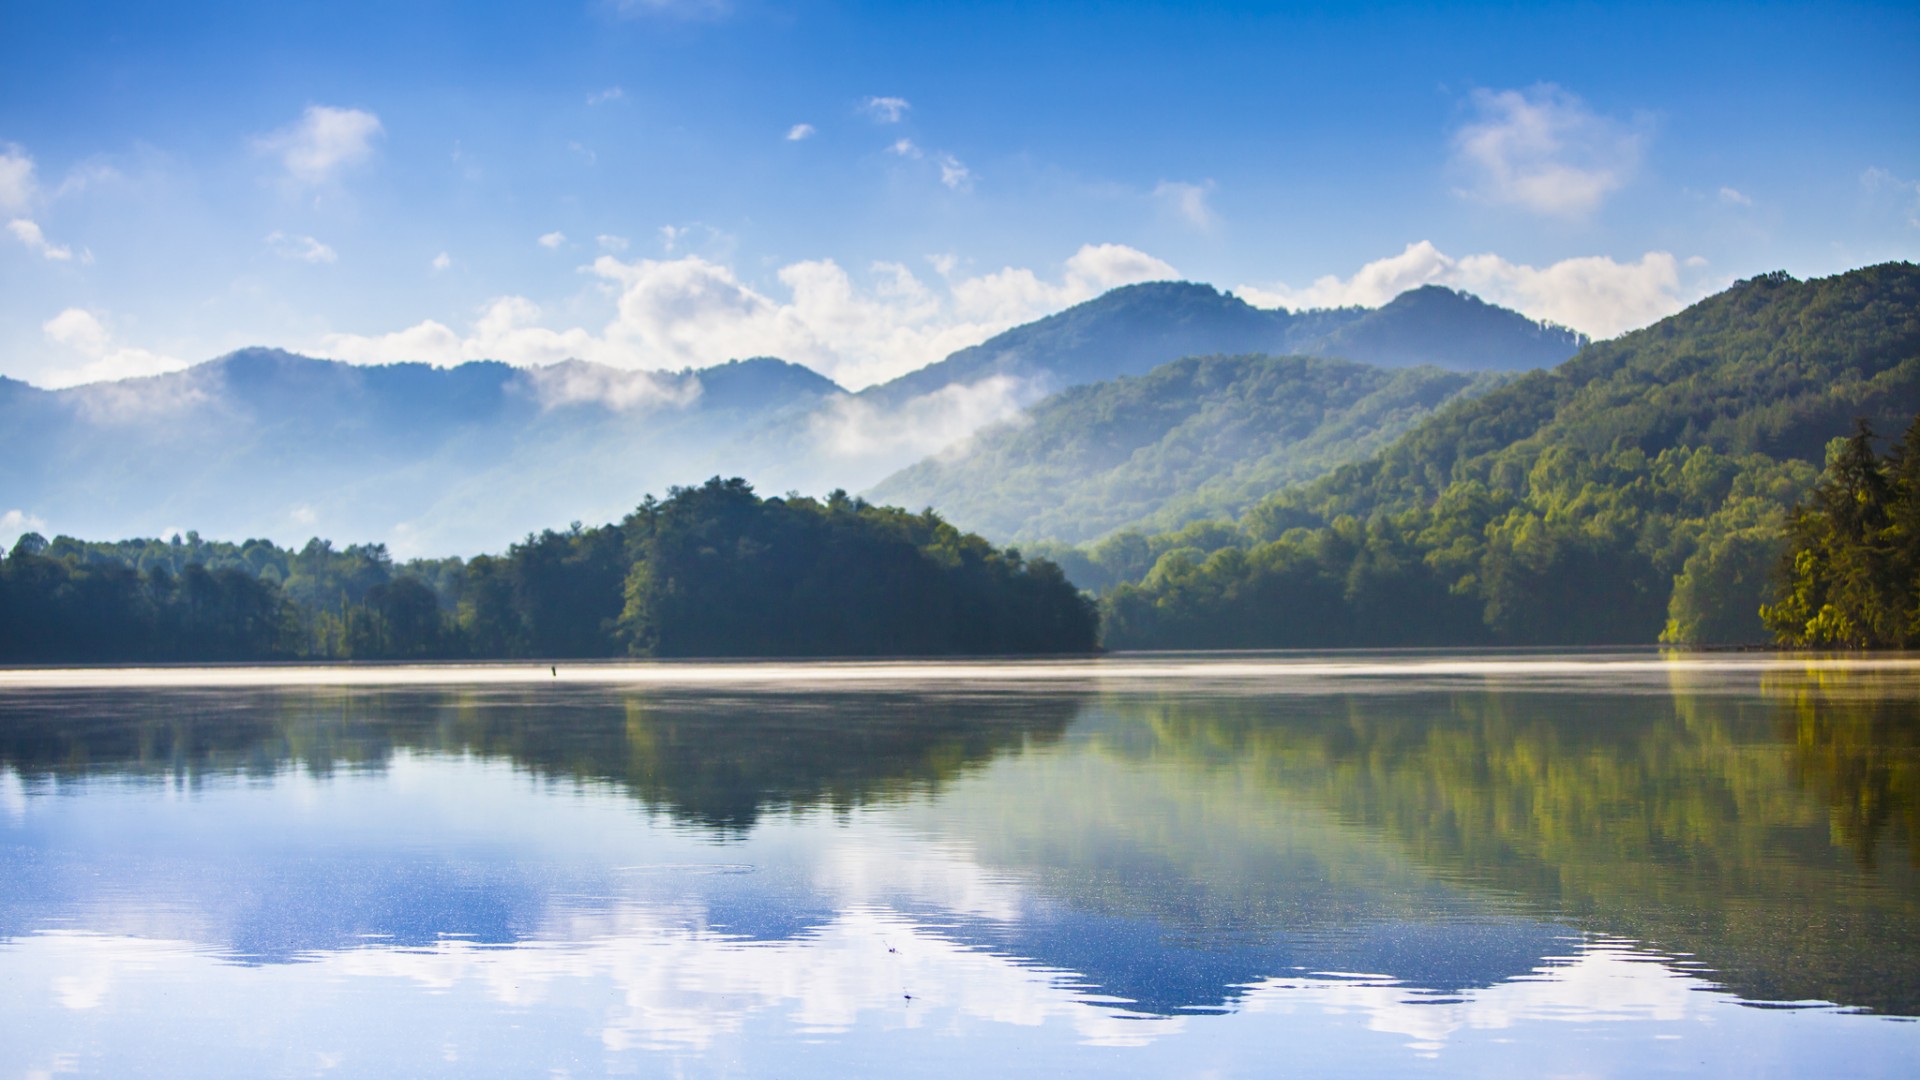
[1,283,1585,555]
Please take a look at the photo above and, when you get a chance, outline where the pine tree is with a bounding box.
[1764,417,1918,648]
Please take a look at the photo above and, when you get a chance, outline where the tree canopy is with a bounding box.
[0,479,1097,662]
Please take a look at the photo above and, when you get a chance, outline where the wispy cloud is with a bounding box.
[265,231,337,264]
[862,96,911,123]
[1451,85,1645,219]
[1717,186,1753,207]
[888,140,971,191]
[431,252,452,271]
[1863,167,1920,228]
[538,231,567,250]
[935,152,971,191]
[597,234,630,252]
[587,86,625,106]
[255,105,384,189]
[0,144,36,213]
[7,218,79,261]
[40,308,186,389]
[786,123,817,141]
[1236,239,1694,339]
[1154,180,1216,230]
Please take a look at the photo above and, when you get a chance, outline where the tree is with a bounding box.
[1764,418,1918,648]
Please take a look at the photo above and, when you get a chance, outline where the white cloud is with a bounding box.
[653,222,731,257]
[538,231,567,250]
[1154,180,1216,230]
[809,374,1031,464]
[255,105,384,188]
[786,123,816,142]
[264,231,337,264]
[0,144,36,213]
[1451,85,1644,218]
[515,360,701,413]
[597,234,630,252]
[6,218,76,261]
[1862,167,1920,228]
[862,96,911,123]
[936,153,971,191]
[568,141,597,165]
[40,308,187,389]
[1235,240,1694,339]
[887,141,972,191]
[1,509,48,550]
[324,296,598,368]
[587,86,624,105]
[431,251,452,271]
[1717,186,1753,207]
[318,242,1176,390]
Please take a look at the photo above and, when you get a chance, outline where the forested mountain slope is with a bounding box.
[867,354,1505,544]
[1093,264,1920,648]
[1254,266,1920,531]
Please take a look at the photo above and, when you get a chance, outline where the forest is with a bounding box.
[3,265,1916,659]
[1081,266,1920,647]
[0,478,1098,662]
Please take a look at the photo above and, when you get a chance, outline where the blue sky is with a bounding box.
[2,0,1916,388]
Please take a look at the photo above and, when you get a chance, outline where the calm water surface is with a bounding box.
[1,652,1916,1077]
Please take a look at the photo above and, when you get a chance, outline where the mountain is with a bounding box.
[1253,266,1920,530]
[0,281,1585,555]
[859,281,1582,410]
[0,349,846,555]
[1092,263,1920,648]
[867,354,1506,545]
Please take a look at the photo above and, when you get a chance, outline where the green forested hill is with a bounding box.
[1095,264,1920,648]
[867,354,1505,544]
[0,479,1097,662]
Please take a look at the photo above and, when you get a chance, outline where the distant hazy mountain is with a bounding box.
[0,282,1585,555]
[867,354,1506,544]
[861,281,1582,409]
[0,349,845,555]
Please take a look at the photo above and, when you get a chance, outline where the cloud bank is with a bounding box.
[321,243,1177,390]
[1235,240,1696,339]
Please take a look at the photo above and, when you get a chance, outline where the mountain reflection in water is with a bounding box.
[0,654,1916,1075]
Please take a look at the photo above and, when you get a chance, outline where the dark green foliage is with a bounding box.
[622,478,1097,657]
[1096,264,1919,648]
[0,535,295,661]
[868,353,1505,545]
[0,480,1096,662]
[1763,416,1920,647]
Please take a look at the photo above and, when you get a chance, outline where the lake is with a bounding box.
[1,652,1916,1077]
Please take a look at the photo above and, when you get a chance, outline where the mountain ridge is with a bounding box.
[1,280,1590,555]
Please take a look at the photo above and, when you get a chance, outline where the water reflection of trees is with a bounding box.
[1067,671,1920,1014]
[3,671,1915,1012]
[0,684,1083,832]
